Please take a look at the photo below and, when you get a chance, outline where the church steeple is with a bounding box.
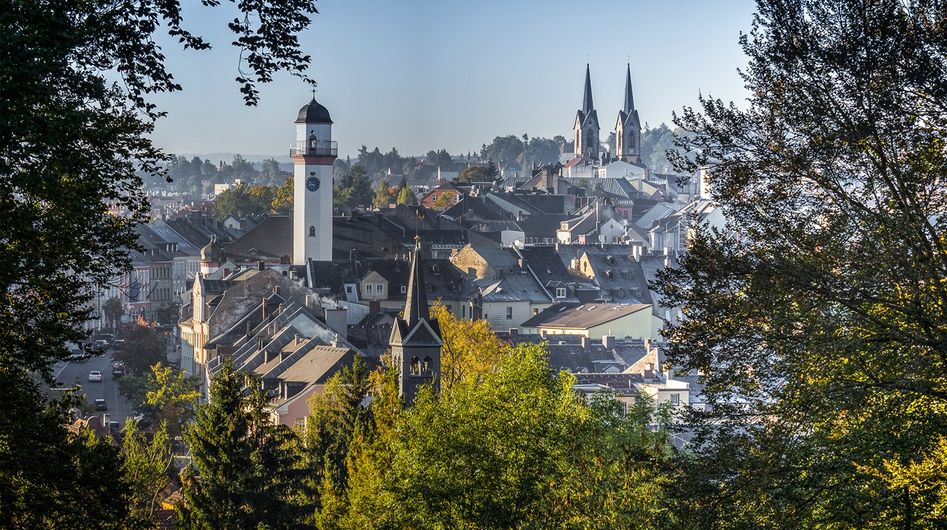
[623,63,635,114]
[389,239,442,405]
[582,63,594,113]
[402,236,428,328]
[616,63,642,164]
[573,63,600,161]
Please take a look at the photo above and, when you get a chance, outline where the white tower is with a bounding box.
[291,96,337,264]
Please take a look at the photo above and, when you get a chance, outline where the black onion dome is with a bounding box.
[296,98,333,124]
[200,238,223,262]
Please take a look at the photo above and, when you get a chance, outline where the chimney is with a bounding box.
[602,334,615,349]
[273,286,280,295]
[261,297,268,319]
[258,260,265,271]
[580,336,590,350]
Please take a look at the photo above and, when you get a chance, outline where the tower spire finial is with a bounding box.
[582,63,594,113]
[311,88,316,100]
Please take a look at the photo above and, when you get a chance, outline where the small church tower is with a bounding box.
[615,63,642,164]
[389,238,442,405]
[291,95,337,265]
[573,64,601,161]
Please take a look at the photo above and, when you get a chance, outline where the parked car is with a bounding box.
[94,399,107,411]
[88,370,102,382]
[108,420,121,433]
[93,339,109,350]
[112,339,125,351]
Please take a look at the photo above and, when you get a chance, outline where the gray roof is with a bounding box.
[296,97,333,124]
[521,302,651,330]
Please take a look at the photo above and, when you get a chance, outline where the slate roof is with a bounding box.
[520,302,651,330]
[478,273,551,304]
[296,97,333,124]
[278,345,352,383]
[222,215,292,261]
[510,333,649,374]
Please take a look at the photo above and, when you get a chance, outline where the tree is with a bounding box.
[144,364,200,438]
[102,297,123,331]
[429,301,508,390]
[342,165,373,208]
[640,123,677,173]
[304,356,370,523]
[372,176,391,209]
[658,1,947,527]
[121,420,173,526]
[271,175,294,214]
[114,317,165,377]
[480,135,525,163]
[178,361,311,529]
[212,182,273,220]
[396,179,416,206]
[339,344,675,528]
[1,1,317,517]
[430,190,457,211]
[457,164,497,184]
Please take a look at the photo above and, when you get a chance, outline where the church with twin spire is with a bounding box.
[571,63,643,168]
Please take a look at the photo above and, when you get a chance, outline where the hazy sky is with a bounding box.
[149,0,755,158]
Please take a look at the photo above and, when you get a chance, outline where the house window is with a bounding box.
[506,307,513,319]
[309,226,316,237]
[670,393,680,406]
[533,308,539,315]
[556,287,566,298]
[365,284,372,294]
[377,284,384,295]
[401,285,406,294]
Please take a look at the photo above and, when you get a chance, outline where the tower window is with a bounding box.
[309,226,316,237]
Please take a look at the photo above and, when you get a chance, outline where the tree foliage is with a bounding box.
[212,181,275,220]
[178,361,312,529]
[114,317,165,377]
[145,363,200,438]
[658,1,947,527]
[430,301,509,390]
[339,344,675,528]
[121,420,172,527]
[1,0,320,523]
[372,176,392,209]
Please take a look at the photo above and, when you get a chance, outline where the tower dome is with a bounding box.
[296,97,333,124]
[200,237,223,262]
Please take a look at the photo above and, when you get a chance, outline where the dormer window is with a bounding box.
[556,287,566,298]
[401,285,406,294]
[309,226,316,237]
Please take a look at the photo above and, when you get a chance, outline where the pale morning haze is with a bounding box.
[150,0,755,157]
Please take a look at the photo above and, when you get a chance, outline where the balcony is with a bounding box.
[290,140,338,157]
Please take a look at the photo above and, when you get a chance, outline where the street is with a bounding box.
[53,349,132,425]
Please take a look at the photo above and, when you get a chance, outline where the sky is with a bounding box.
[149,0,756,159]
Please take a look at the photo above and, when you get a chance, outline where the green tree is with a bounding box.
[372,176,391,209]
[304,356,370,523]
[396,179,416,206]
[102,297,123,331]
[144,363,200,438]
[430,301,508,390]
[213,181,273,220]
[341,165,373,208]
[178,360,311,529]
[640,123,677,173]
[1,0,318,518]
[121,420,172,526]
[658,1,947,528]
[429,190,457,211]
[481,135,525,163]
[114,317,165,377]
[457,164,498,183]
[340,344,674,528]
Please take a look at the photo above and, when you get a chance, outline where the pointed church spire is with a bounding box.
[582,63,594,113]
[623,63,635,114]
[402,236,428,328]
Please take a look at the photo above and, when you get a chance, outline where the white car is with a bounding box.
[88,370,103,382]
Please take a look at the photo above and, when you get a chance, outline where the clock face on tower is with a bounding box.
[306,176,320,192]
